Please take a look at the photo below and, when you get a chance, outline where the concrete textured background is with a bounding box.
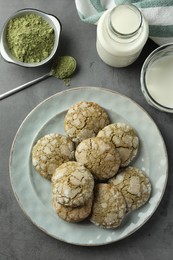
[0,1,173,259]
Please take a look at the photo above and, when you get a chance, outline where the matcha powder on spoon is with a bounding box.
[52,56,77,86]
[6,13,55,63]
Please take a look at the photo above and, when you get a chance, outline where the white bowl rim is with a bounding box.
[0,8,62,67]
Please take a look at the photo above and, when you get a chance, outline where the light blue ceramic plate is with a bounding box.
[9,87,168,246]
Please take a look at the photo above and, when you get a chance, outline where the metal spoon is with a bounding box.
[0,56,76,100]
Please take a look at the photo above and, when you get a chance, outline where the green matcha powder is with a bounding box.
[6,13,55,63]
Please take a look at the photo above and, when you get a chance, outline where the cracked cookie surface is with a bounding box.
[75,137,121,180]
[52,161,94,207]
[52,195,93,222]
[64,101,110,144]
[32,133,75,180]
[109,166,152,212]
[97,123,139,167]
[90,183,126,229]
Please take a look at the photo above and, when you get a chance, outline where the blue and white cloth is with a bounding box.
[75,0,173,45]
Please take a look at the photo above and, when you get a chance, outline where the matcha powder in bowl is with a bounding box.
[6,13,55,63]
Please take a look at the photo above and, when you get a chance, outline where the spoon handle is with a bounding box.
[0,72,51,100]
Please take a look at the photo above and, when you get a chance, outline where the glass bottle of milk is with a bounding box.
[96,4,149,67]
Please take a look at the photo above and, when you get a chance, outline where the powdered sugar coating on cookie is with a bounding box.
[90,183,126,229]
[64,101,110,143]
[109,166,152,212]
[52,161,94,207]
[97,123,139,167]
[52,196,93,222]
[75,137,121,180]
[32,133,75,180]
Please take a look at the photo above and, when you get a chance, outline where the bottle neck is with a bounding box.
[107,4,143,41]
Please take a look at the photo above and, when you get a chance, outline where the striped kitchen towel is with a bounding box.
[75,0,173,45]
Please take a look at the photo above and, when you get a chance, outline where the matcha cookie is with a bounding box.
[109,166,152,212]
[75,137,121,180]
[64,101,110,144]
[52,161,94,207]
[52,195,93,223]
[97,123,139,167]
[32,133,75,180]
[90,183,126,229]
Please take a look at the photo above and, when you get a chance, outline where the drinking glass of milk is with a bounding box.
[96,4,149,67]
[141,43,173,113]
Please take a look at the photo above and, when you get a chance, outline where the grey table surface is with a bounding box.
[0,1,173,259]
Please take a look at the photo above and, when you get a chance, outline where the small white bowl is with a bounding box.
[140,43,173,113]
[0,8,62,67]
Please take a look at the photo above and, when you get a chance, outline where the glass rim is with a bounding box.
[140,43,173,113]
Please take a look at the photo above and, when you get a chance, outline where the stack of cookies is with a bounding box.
[52,161,94,222]
[32,101,152,229]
